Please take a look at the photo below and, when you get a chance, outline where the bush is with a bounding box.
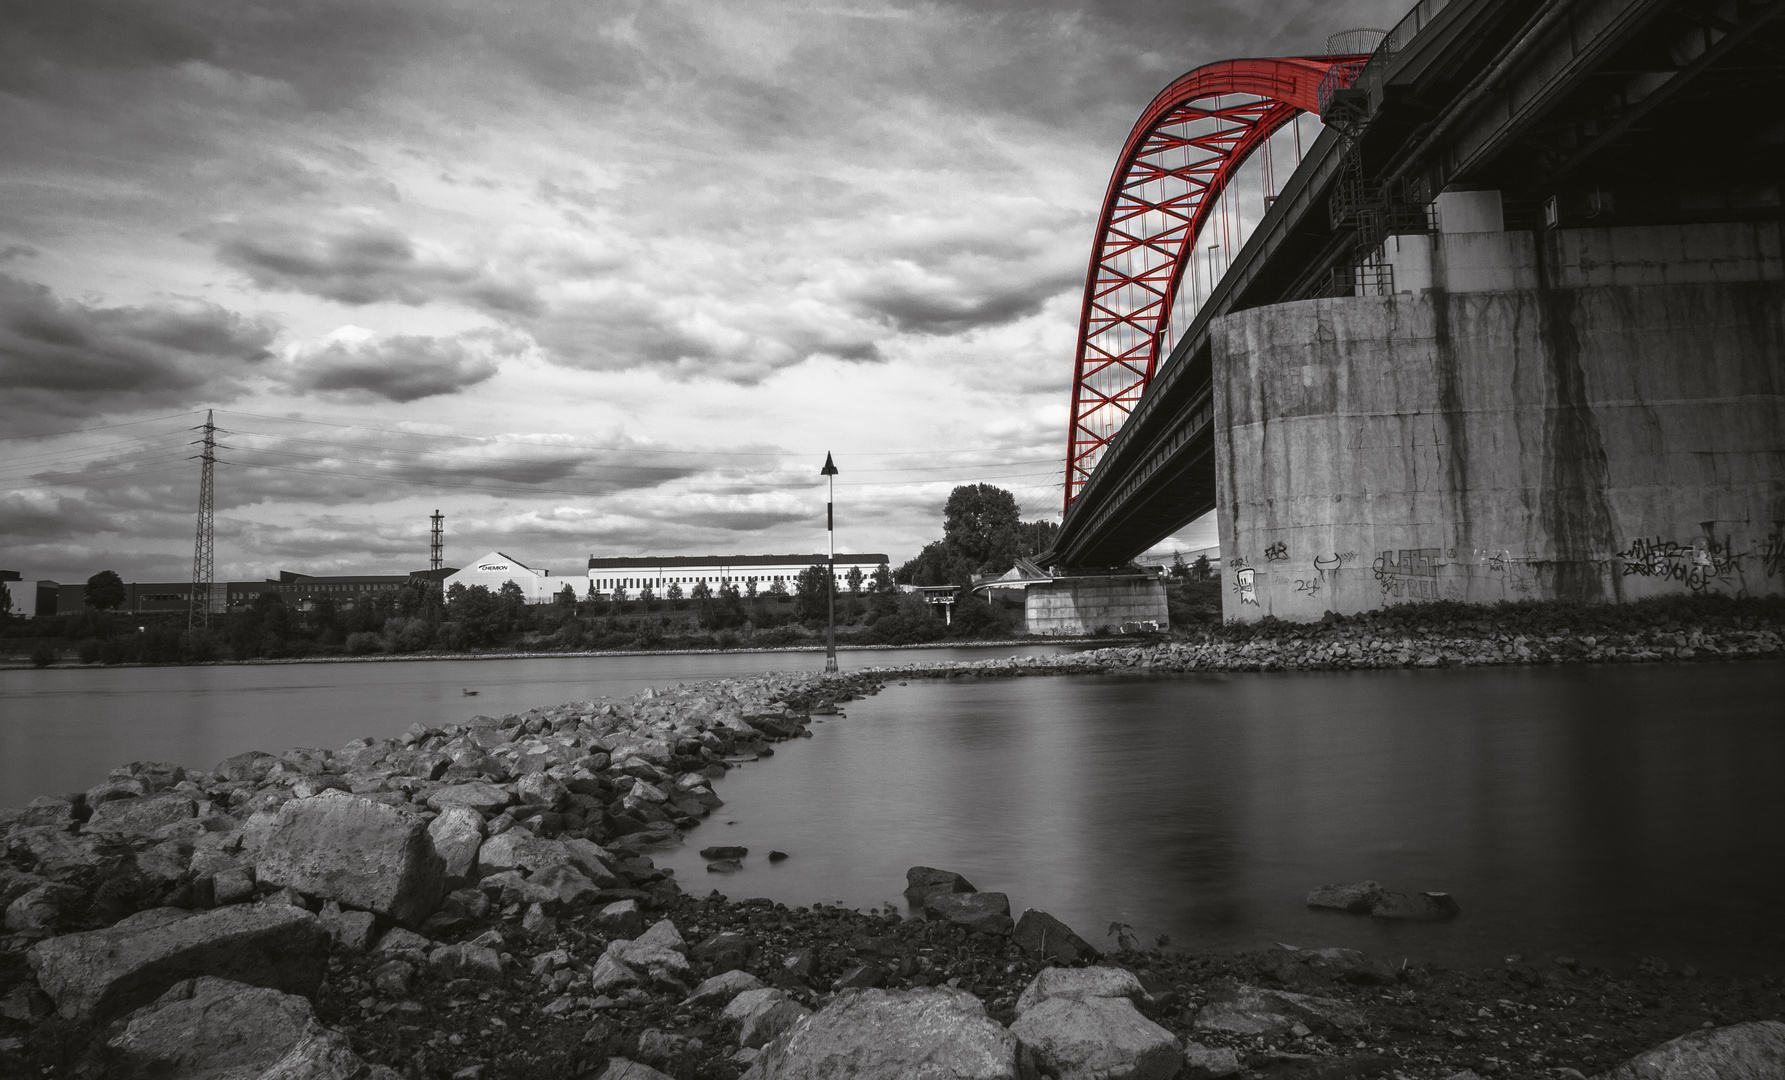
[946,593,1014,638]
[861,594,946,645]
[345,631,383,656]
[30,641,56,667]
[381,617,432,653]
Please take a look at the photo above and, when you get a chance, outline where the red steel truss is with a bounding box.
[1063,56,1367,511]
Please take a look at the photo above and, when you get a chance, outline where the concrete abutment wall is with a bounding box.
[1025,577,1170,635]
[1212,219,1785,623]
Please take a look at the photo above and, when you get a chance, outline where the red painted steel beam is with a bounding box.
[1064,55,1367,512]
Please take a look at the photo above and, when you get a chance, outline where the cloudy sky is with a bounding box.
[2,0,1406,584]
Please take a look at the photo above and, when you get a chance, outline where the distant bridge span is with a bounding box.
[1065,55,1366,508]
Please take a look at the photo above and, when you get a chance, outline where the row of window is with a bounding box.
[272,582,403,594]
[592,574,789,590]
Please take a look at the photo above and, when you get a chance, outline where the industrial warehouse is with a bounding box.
[586,553,889,596]
[2,568,457,618]
[2,550,895,618]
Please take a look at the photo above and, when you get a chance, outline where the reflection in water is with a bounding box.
[0,645,1081,806]
[657,662,1785,974]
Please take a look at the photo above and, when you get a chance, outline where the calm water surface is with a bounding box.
[3,652,1779,974]
[654,662,1785,975]
[0,646,1078,805]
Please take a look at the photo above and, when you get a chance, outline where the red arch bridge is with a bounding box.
[1062,53,1366,509]
[1048,0,1785,594]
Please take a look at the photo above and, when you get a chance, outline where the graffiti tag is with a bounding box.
[1617,534,1741,592]
[1264,541,1289,562]
[1762,529,1785,579]
[1373,548,1441,579]
[1235,566,1259,605]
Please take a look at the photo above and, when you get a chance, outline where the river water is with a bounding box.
[0,647,1077,806]
[654,661,1785,975]
[3,652,1780,974]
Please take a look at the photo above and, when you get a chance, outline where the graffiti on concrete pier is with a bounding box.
[1762,529,1785,579]
[1234,565,1259,605]
[1616,533,1741,592]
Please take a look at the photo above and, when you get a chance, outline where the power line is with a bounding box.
[0,410,202,442]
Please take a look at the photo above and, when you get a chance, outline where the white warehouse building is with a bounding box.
[444,551,573,604]
[588,553,889,596]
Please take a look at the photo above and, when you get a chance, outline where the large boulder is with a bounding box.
[1183,1042,1243,1077]
[476,830,618,887]
[4,882,87,933]
[1010,996,1182,1080]
[86,793,197,836]
[112,760,187,792]
[107,976,397,1080]
[1192,983,1364,1038]
[905,866,975,900]
[28,905,329,1024]
[425,782,512,814]
[427,806,485,884]
[686,969,766,1009]
[604,918,691,985]
[1279,945,1399,986]
[19,796,81,829]
[1305,881,1388,913]
[1015,966,1147,1016]
[254,792,445,926]
[1013,909,1098,964]
[7,826,106,879]
[1596,1020,1785,1079]
[1369,890,1460,920]
[742,987,1021,1079]
[923,891,1012,936]
[721,987,812,1049]
[217,751,280,784]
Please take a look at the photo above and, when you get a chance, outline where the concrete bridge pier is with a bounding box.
[1213,197,1785,622]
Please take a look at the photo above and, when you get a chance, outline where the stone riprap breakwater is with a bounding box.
[3,670,1784,1080]
[894,609,1782,677]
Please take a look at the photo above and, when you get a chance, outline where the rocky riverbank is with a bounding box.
[2,665,1781,1079]
[966,600,1781,675]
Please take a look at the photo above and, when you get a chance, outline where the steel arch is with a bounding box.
[1063,55,1366,511]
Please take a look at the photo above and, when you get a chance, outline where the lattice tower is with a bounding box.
[188,410,218,629]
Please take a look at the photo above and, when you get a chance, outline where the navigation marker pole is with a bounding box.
[821,452,839,673]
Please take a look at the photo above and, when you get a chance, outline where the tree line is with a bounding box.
[5,484,1059,665]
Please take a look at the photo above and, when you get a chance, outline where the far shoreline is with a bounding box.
[0,636,1109,673]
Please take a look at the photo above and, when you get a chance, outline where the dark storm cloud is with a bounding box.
[0,0,444,108]
[28,423,723,512]
[0,275,276,432]
[851,270,1082,336]
[0,491,121,540]
[217,223,541,314]
[0,0,213,93]
[287,331,508,402]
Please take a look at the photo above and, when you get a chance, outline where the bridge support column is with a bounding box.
[1023,575,1169,635]
[1212,221,1785,623]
